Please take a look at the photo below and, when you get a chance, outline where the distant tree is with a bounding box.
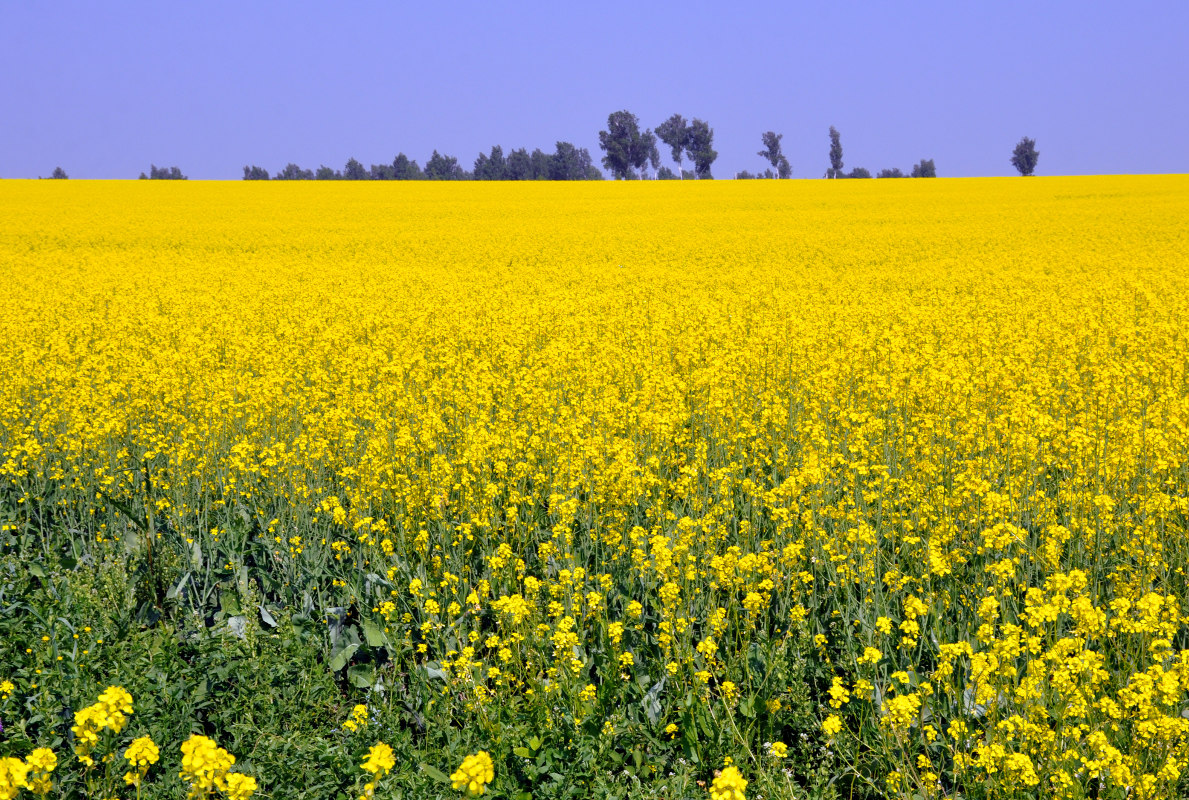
[847,167,872,179]
[391,154,423,180]
[681,169,697,180]
[877,167,905,178]
[656,114,689,175]
[827,127,844,178]
[275,163,315,180]
[146,164,187,180]
[424,150,466,180]
[343,158,368,180]
[910,159,937,178]
[657,166,678,180]
[1010,137,1038,176]
[505,148,532,180]
[758,132,791,178]
[549,141,599,180]
[473,145,507,180]
[315,165,341,180]
[242,165,270,180]
[369,162,395,180]
[737,170,758,180]
[686,118,717,179]
[50,167,68,179]
[598,111,656,179]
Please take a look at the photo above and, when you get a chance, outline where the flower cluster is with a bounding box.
[709,765,747,800]
[71,686,134,767]
[450,751,494,796]
[179,734,247,798]
[123,735,160,788]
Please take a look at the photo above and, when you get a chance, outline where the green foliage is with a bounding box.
[827,127,843,178]
[910,159,936,178]
[598,111,657,180]
[1011,137,1039,176]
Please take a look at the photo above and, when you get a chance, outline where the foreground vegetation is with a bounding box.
[1,177,1188,799]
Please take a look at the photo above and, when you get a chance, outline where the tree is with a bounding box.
[529,148,551,180]
[315,165,341,180]
[473,146,507,180]
[275,163,314,180]
[657,166,678,180]
[242,165,270,180]
[758,132,791,178]
[505,148,532,180]
[145,165,187,179]
[847,167,872,179]
[391,154,423,180]
[343,158,368,180]
[549,142,598,181]
[369,162,395,180]
[686,118,717,179]
[656,114,689,174]
[598,111,656,179]
[1010,137,1038,176]
[424,151,466,180]
[910,159,936,178]
[877,167,905,178]
[827,127,844,178]
[50,167,68,179]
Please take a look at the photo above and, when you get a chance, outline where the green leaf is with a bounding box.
[28,562,47,578]
[420,763,450,784]
[348,663,375,689]
[362,619,385,647]
[328,643,359,672]
[513,747,532,759]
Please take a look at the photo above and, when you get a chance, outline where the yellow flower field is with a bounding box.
[1,175,1188,799]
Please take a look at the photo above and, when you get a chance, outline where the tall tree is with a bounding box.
[758,131,791,178]
[275,163,314,180]
[549,142,595,181]
[343,158,368,180]
[686,118,717,179]
[505,148,532,180]
[911,159,937,178]
[656,114,689,173]
[827,127,844,178]
[598,111,655,179]
[529,148,551,180]
[391,154,423,180]
[315,165,341,180]
[424,151,466,180]
[50,167,68,179]
[242,165,270,180]
[473,146,507,180]
[1010,137,1039,176]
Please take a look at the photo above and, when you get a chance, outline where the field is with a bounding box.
[2,175,1189,800]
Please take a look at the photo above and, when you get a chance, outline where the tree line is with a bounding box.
[36,117,1041,180]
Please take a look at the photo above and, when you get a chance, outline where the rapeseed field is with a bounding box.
[1,176,1188,799]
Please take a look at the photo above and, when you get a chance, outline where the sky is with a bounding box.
[2,1,1187,180]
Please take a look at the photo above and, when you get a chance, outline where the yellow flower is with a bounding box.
[224,773,258,800]
[450,751,494,795]
[344,704,369,732]
[768,742,788,758]
[123,736,159,787]
[1,757,30,800]
[361,742,395,777]
[709,765,747,800]
[822,715,842,736]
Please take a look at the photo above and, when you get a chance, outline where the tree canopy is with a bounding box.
[1011,137,1039,176]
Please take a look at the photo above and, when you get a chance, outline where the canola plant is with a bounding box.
[1,176,1188,799]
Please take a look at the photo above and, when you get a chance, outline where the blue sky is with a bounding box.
[2,1,1186,179]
